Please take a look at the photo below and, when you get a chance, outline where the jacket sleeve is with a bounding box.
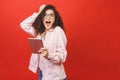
[48,27,67,64]
[20,12,39,36]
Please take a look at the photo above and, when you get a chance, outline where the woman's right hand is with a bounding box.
[38,4,46,14]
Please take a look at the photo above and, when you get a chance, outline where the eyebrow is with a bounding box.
[45,12,54,14]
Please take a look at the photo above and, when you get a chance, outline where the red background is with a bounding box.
[0,0,120,80]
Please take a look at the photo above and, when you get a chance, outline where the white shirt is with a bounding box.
[20,12,67,80]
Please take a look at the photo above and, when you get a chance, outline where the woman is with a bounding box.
[20,4,67,80]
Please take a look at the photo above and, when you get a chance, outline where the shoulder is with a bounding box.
[54,26,67,39]
[54,26,64,33]
[54,26,67,43]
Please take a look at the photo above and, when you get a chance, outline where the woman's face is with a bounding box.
[43,9,55,30]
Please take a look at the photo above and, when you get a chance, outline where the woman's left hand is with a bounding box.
[38,48,49,58]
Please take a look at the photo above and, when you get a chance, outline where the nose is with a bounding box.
[46,15,50,20]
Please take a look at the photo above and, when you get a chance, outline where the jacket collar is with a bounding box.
[40,28,54,37]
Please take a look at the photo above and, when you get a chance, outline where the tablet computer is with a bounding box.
[28,38,43,53]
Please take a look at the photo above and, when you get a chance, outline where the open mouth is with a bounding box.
[45,21,51,27]
[46,21,51,24]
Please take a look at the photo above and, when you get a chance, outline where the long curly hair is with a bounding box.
[32,4,64,36]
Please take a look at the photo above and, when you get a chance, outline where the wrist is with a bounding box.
[38,10,41,14]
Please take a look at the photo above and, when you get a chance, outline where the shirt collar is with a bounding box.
[40,28,54,37]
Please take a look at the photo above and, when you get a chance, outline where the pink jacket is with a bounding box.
[20,12,67,80]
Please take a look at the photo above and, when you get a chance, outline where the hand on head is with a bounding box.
[38,4,46,14]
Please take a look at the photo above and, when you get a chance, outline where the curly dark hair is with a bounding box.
[32,4,64,36]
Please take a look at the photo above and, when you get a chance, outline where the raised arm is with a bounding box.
[20,12,39,36]
[20,4,46,36]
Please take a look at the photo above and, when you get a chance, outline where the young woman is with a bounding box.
[20,4,67,80]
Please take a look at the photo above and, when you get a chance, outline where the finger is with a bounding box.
[39,4,46,12]
[38,49,42,53]
[41,48,47,51]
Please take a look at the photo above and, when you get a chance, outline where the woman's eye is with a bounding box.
[50,14,54,17]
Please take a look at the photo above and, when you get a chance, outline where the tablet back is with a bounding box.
[28,38,43,53]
